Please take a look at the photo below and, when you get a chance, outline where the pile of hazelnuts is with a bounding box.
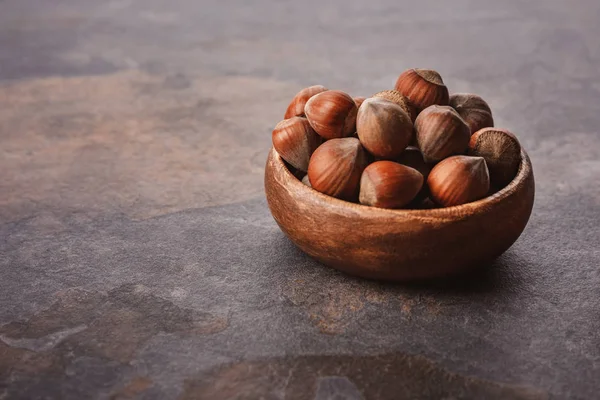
[272,68,522,209]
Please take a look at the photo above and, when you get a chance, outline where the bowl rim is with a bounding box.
[268,147,533,220]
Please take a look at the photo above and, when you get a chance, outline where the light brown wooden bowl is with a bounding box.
[264,147,535,281]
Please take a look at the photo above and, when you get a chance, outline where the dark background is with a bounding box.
[1,0,599,398]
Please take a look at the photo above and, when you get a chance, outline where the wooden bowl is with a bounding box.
[264,148,535,281]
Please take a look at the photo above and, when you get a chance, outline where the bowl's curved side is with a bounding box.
[265,148,535,281]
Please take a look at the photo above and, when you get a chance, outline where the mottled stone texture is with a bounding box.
[1,0,599,399]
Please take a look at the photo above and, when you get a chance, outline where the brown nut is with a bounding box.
[353,96,367,109]
[413,197,438,210]
[468,127,521,187]
[372,90,417,122]
[394,69,449,112]
[282,160,305,180]
[284,85,328,119]
[428,155,490,207]
[449,93,494,135]
[396,147,431,179]
[396,146,431,201]
[304,90,358,140]
[272,117,322,172]
[414,105,470,163]
[356,98,413,159]
[359,161,423,209]
[307,137,368,201]
[301,174,311,187]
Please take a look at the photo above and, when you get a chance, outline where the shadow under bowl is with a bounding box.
[264,148,535,281]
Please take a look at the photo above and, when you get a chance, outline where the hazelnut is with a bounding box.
[468,127,521,187]
[396,146,431,202]
[282,160,305,180]
[308,137,368,201]
[413,197,438,210]
[353,96,367,109]
[396,146,431,179]
[414,105,470,163]
[428,155,490,207]
[372,90,417,122]
[272,117,322,172]
[449,93,494,135]
[356,98,413,159]
[305,90,358,139]
[284,85,328,119]
[394,69,449,112]
[301,174,311,187]
[359,161,423,209]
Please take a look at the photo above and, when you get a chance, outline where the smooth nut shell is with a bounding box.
[359,161,423,209]
[468,127,521,187]
[415,105,470,163]
[307,137,368,201]
[372,90,417,122]
[301,174,311,187]
[284,85,328,119]
[428,155,490,207]
[396,146,431,202]
[272,117,321,172]
[304,90,358,140]
[356,98,413,159]
[396,147,431,180]
[449,93,494,135]
[394,69,449,111]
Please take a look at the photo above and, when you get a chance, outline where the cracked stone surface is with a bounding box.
[1,0,599,399]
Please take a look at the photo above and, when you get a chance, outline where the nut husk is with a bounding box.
[468,127,521,187]
[372,90,416,122]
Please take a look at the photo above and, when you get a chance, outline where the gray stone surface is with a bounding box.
[1,0,600,399]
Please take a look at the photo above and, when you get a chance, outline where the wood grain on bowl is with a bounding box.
[265,148,534,281]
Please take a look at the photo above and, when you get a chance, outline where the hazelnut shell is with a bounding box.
[396,146,431,202]
[414,105,470,163]
[394,69,449,111]
[356,98,413,159]
[272,117,322,172]
[359,161,423,209]
[428,155,490,207]
[372,90,417,122]
[284,85,328,119]
[304,90,358,139]
[449,93,494,135]
[307,137,368,201]
[468,127,521,187]
[301,174,311,187]
[353,96,367,109]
